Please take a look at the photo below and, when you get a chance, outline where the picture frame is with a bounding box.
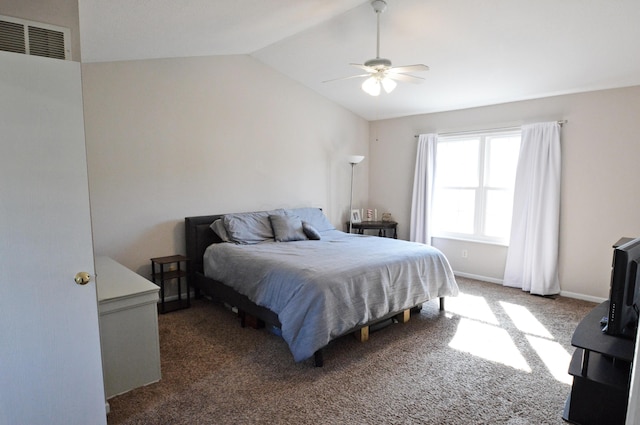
[351,209,362,223]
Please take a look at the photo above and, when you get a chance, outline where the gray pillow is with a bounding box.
[210,219,231,242]
[223,209,284,244]
[285,208,335,232]
[269,214,307,242]
[302,221,321,240]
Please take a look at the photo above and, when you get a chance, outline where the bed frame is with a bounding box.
[185,214,445,367]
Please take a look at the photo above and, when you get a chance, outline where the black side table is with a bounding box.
[150,255,190,313]
[348,221,398,238]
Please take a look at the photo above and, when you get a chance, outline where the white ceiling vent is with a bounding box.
[0,15,70,60]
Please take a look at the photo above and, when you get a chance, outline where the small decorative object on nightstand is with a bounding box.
[150,254,190,313]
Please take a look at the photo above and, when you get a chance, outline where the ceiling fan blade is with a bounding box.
[349,63,377,73]
[386,73,425,84]
[389,64,430,73]
[322,74,371,83]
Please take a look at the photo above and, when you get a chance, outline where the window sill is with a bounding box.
[431,235,509,247]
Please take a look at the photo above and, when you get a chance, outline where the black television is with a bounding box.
[605,237,640,339]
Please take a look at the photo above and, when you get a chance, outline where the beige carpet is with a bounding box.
[106,277,596,424]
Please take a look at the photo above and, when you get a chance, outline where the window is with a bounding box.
[431,130,521,244]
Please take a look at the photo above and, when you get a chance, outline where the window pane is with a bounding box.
[433,131,521,243]
[435,139,480,187]
[433,188,475,234]
[484,189,514,239]
[485,136,520,188]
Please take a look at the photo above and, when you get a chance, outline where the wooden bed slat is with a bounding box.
[396,309,410,324]
[354,326,369,342]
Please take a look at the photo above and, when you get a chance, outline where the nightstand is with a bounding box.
[150,255,190,313]
[348,221,398,238]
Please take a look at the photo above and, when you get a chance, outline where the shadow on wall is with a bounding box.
[125,219,185,277]
[127,218,187,301]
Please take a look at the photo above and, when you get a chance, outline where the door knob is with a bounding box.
[74,272,91,285]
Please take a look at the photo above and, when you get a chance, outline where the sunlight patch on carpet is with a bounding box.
[500,301,554,339]
[525,335,572,385]
[444,292,499,325]
[449,318,531,372]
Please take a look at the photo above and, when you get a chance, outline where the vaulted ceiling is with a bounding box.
[78,0,640,120]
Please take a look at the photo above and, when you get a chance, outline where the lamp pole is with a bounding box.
[347,155,364,234]
[349,162,355,234]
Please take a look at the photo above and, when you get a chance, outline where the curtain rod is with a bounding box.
[414,120,567,138]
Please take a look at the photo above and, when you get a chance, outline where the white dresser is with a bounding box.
[96,256,161,399]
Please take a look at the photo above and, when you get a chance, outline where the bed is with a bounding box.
[185,208,458,366]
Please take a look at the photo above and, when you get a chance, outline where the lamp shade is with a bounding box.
[361,77,380,96]
[381,77,397,93]
[362,75,397,96]
[347,155,365,164]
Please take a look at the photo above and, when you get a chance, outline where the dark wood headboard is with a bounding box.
[185,214,224,276]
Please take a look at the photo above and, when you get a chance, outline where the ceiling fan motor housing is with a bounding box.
[364,57,392,70]
[371,0,387,14]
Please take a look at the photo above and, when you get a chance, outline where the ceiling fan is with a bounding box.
[324,0,429,96]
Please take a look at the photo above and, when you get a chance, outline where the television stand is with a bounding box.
[563,301,635,424]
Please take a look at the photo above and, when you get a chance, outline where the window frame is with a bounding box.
[431,128,521,245]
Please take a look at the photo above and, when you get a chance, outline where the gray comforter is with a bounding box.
[203,230,458,362]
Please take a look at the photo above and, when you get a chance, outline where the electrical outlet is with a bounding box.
[462,249,468,258]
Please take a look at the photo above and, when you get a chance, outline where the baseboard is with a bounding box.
[453,271,503,285]
[454,272,607,303]
[160,290,195,303]
[559,290,606,304]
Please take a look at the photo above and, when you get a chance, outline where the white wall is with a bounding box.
[82,55,369,277]
[369,86,640,301]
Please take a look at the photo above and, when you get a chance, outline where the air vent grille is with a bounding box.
[28,26,65,59]
[0,20,26,54]
[0,15,70,60]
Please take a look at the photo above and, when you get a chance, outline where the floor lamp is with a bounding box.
[348,155,365,234]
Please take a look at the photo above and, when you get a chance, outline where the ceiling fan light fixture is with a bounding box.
[381,77,396,93]
[362,76,381,96]
[362,75,396,96]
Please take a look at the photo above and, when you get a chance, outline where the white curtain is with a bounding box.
[410,133,438,244]
[503,122,562,295]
